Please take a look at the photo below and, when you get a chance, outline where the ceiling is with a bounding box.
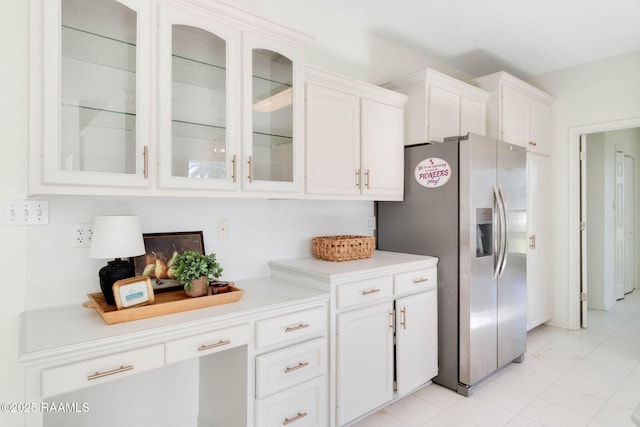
[301,0,640,78]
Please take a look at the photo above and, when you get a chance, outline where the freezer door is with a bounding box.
[496,142,527,368]
[458,134,499,387]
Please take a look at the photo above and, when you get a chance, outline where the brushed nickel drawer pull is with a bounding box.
[198,340,231,351]
[355,168,361,188]
[232,154,237,183]
[143,146,149,179]
[87,364,133,381]
[365,168,370,189]
[283,412,308,425]
[361,288,380,295]
[284,362,309,374]
[247,155,253,182]
[285,323,310,333]
[401,307,407,330]
[413,277,430,284]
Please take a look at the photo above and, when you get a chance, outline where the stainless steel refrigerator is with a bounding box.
[377,133,527,396]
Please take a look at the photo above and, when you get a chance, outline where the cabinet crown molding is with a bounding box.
[305,65,408,106]
[177,0,315,47]
[384,68,490,104]
[468,71,554,105]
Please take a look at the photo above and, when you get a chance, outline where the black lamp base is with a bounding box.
[99,258,135,306]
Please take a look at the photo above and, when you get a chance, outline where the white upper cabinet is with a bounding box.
[157,3,240,190]
[33,0,152,190]
[469,71,554,155]
[242,34,305,194]
[384,68,490,144]
[305,66,407,201]
[29,0,312,197]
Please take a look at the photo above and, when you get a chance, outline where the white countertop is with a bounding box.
[20,276,328,364]
[269,250,438,281]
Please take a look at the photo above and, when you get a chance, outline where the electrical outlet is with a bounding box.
[217,219,229,239]
[72,223,94,248]
[2,199,49,225]
[365,216,376,231]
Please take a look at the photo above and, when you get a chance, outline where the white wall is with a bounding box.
[527,50,640,328]
[0,1,29,426]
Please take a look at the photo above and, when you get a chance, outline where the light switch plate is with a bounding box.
[2,200,49,225]
[217,219,229,239]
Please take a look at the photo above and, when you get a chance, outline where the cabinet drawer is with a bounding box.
[256,338,326,398]
[394,267,437,294]
[255,306,326,349]
[336,276,392,309]
[255,376,326,427]
[41,345,164,398]
[166,324,250,364]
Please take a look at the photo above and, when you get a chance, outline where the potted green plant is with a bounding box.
[174,251,224,297]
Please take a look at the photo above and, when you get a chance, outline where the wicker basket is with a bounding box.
[312,235,375,262]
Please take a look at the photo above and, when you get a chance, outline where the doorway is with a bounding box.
[569,119,640,330]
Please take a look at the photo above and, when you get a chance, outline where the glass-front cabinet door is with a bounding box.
[157,4,239,190]
[40,0,151,187]
[242,34,304,193]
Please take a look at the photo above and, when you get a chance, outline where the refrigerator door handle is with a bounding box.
[497,185,509,277]
[493,185,503,278]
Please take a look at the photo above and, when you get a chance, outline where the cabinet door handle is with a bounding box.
[365,168,370,189]
[247,156,253,182]
[143,146,149,179]
[361,288,380,295]
[389,310,395,331]
[401,307,407,330]
[232,154,237,183]
[285,323,309,332]
[528,141,537,147]
[87,364,133,381]
[197,340,231,352]
[413,277,429,284]
[284,362,309,374]
[283,411,307,425]
[529,234,536,249]
[355,168,361,188]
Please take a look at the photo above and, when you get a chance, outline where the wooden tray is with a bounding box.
[83,286,244,325]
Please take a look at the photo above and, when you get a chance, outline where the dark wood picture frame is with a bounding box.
[132,231,205,292]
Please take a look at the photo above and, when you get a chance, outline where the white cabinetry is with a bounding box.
[384,68,489,144]
[29,0,312,197]
[305,66,407,200]
[526,153,553,329]
[254,307,328,427]
[469,71,554,330]
[337,301,394,423]
[20,278,328,427]
[469,71,553,155]
[270,251,438,426]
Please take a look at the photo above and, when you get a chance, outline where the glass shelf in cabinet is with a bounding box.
[62,104,136,131]
[62,25,136,73]
[172,54,226,91]
[252,131,292,148]
[172,119,226,141]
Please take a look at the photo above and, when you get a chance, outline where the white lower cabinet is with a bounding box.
[255,377,327,427]
[254,305,328,427]
[21,279,329,427]
[395,291,438,396]
[41,344,164,399]
[336,302,394,425]
[269,251,439,426]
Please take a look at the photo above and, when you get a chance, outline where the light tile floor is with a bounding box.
[354,290,640,427]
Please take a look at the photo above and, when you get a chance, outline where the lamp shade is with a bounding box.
[89,215,145,259]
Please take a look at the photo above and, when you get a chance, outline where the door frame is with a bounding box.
[568,117,640,330]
